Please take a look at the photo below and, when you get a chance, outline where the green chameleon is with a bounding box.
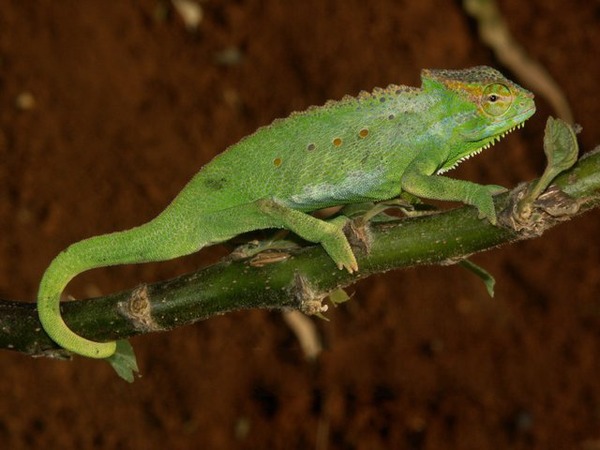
[38,66,535,364]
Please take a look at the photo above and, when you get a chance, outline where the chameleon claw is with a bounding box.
[335,257,358,273]
[344,259,359,274]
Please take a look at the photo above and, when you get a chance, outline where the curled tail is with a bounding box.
[38,244,119,359]
[37,211,199,359]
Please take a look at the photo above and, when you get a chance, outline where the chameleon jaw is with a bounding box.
[479,120,527,151]
[437,121,527,175]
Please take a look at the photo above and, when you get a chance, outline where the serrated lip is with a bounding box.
[437,107,535,175]
[463,106,536,143]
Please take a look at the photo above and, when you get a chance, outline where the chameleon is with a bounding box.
[37,66,536,364]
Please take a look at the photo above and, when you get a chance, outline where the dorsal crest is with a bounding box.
[422,66,508,86]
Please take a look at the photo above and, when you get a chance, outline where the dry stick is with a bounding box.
[281,310,323,360]
[464,0,574,124]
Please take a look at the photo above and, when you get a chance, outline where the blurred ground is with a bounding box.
[0,1,599,449]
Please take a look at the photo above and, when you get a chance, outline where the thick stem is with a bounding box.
[2,147,599,357]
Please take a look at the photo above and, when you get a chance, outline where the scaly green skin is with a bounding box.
[37,66,535,360]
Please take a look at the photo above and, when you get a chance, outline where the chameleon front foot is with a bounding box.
[471,184,507,225]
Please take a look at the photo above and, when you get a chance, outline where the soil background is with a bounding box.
[1,1,599,449]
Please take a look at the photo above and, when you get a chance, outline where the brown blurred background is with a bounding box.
[0,1,599,448]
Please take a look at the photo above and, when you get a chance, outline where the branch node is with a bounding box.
[118,285,163,332]
[346,219,372,255]
[502,183,581,237]
[292,273,328,315]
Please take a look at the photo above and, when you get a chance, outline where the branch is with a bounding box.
[2,121,599,358]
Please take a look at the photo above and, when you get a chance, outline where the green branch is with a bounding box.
[2,119,599,358]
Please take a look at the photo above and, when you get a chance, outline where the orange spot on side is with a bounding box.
[359,128,369,138]
[332,137,343,147]
[273,157,282,167]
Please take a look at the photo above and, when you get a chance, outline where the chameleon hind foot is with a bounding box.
[256,199,358,273]
[320,216,358,273]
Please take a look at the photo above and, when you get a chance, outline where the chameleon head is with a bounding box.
[421,66,536,174]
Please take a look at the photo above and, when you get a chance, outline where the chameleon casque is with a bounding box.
[37,66,536,366]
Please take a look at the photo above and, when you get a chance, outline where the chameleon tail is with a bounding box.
[38,245,118,358]
[37,215,195,359]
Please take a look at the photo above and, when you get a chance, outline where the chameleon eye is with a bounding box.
[481,83,513,116]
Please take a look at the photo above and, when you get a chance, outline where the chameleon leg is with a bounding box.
[256,199,358,272]
[401,166,503,224]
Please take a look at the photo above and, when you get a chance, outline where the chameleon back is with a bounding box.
[190,84,438,211]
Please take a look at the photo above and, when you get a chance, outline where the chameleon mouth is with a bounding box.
[438,114,532,175]
[475,120,528,152]
[462,106,535,143]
